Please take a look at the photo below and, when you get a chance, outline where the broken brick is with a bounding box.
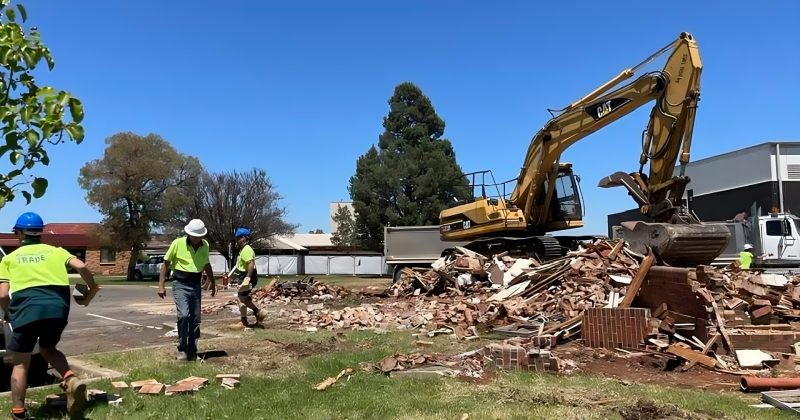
[138,384,165,395]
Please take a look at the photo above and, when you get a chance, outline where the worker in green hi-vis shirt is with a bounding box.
[158,219,216,362]
[234,227,267,327]
[739,244,756,269]
[0,212,100,420]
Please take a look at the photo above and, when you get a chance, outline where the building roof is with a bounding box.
[0,233,100,249]
[43,223,97,235]
[269,236,307,251]
[0,222,103,250]
[261,233,335,251]
[685,141,800,166]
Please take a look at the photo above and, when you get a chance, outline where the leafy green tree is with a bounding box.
[349,82,468,250]
[78,132,202,279]
[331,205,357,249]
[0,1,84,206]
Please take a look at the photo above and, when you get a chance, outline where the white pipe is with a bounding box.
[777,143,785,212]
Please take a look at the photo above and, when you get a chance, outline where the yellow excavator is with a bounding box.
[439,32,730,266]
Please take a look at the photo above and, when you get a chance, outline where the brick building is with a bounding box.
[0,223,131,276]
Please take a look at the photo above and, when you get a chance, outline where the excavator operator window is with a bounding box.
[555,170,582,221]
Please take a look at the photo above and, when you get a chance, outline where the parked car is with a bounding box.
[133,255,166,280]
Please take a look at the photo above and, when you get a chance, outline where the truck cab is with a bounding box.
[711,212,800,268]
[756,213,800,267]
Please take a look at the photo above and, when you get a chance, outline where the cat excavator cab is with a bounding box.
[439,32,730,266]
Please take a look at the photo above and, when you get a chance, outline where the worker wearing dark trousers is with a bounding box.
[0,212,100,419]
[234,228,267,326]
[158,219,216,361]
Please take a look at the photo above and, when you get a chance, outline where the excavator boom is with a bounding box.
[439,32,729,266]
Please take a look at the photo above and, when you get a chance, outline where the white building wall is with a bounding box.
[773,143,800,183]
[676,143,773,196]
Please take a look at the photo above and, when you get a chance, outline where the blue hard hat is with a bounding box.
[14,212,44,230]
[235,227,251,238]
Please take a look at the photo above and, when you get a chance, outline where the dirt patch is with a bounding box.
[497,385,620,407]
[555,342,740,391]
[205,336,340,372]
[458,370,496,385]
[617,399,711,420]
[283,337,338,358]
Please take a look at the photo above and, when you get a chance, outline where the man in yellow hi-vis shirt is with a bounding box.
[234,228,267,327]
[158,219,216,361]
[0,212,100,420]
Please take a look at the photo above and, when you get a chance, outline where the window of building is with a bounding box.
[100,247,116,264]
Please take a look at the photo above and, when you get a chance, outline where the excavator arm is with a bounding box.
[439,32,729,265]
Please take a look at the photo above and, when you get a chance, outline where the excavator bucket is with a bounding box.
[621,221,731,267]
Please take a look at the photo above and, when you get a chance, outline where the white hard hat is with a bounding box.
[184,219,208,237]
[743,243,754,250]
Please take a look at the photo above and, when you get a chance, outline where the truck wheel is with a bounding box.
[132,270,143,281]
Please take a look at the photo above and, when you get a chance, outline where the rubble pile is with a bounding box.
[202,237,800,380]
[293,240,800,379]
[203,277,351,314]
[628,264,800,374]
[389,241,640,300]
[251,277,351,303]
[367,350,486,379]
[286,240,644,339]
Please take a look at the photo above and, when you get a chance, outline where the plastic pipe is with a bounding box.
[740,376,800,392]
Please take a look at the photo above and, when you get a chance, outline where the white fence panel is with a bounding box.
[209,254,229,274]
[328,256,355,275]
[304,256,329,274]
[354,256,385,275]
[255,256,298,275]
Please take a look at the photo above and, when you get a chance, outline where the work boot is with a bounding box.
[255,309,268,324]
[176,351,188,361]
[9,409,29,420]
[65,376,88,418]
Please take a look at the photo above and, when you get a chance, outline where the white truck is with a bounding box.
[133,255,165,280]
[384,226,468,282]
[713,211,800,269]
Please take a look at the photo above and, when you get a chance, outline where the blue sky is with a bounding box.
[1,0,798,236]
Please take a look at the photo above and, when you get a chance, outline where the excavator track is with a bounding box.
[460,235,567,261]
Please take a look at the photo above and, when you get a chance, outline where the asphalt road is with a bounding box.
[59,285,237,355]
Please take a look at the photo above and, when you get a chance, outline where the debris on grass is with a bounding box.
[313,368,354,391]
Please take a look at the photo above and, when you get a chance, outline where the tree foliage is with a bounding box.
[78,132,201,278]
[330,204,358,249]
[186,168,296,263]
[0,0,84,207]
[349,82,468,250]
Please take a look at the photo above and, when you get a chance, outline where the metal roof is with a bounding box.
[259,234,334,251]
[686,141,800,166]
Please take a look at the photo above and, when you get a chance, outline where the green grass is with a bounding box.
[11,329,790,420]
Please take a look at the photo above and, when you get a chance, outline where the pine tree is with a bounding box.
[349,82,468,250]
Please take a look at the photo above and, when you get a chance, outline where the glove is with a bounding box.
[241,277,251,287]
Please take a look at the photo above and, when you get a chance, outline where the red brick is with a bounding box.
[583,307,650,349]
